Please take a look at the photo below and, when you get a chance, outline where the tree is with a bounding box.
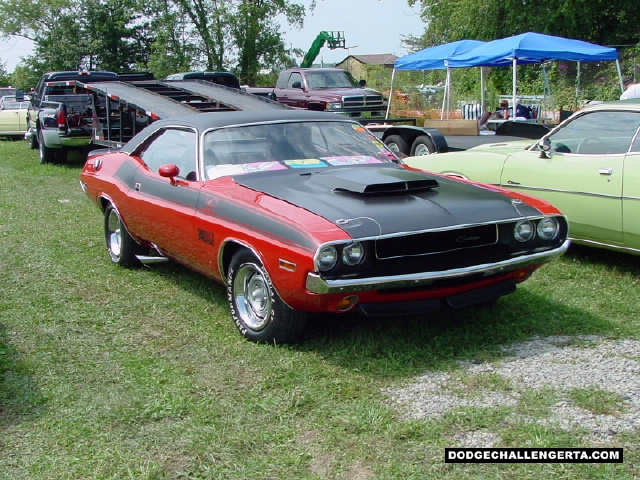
[0,0,311,83]
[83,0,153,72]
[0,0,153,73]
[144,0,198,79]
[230,0,305,85]
[407,0,640,47]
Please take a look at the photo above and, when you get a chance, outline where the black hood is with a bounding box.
[234,165,542,239]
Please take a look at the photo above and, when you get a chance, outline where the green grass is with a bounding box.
[1,140,639,479]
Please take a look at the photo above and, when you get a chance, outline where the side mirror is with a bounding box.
[291,81,302,89]
[538,137,551,159]
[159,164,180,185]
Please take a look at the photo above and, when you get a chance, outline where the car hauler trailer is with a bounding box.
[27,76,288,162]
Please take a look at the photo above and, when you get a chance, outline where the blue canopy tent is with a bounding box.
[447,32,622,116]
[386,40,486,119]
[387,33,622,121]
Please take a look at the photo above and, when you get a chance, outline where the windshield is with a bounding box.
[1,101,24,110]
[203,121,396,179]
[305,70,359,89]
[545,110,640,155]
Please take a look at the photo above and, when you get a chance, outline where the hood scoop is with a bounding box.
[306,167,439,196]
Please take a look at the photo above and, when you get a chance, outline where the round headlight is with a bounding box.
[342,242,364,266]
[317,245,338,271]
[537,217,559,240]
[514,220,535,242]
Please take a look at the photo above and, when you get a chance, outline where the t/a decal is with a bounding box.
[198,228,215,245]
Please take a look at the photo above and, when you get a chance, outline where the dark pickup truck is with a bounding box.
[26,71,120,163]
[247,68,388,120]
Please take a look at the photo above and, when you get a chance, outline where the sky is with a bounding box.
[0,0,425,73]
[281,0,425,65]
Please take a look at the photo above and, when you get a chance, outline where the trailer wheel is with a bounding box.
[384,135,410,156]
[410,135,436,156]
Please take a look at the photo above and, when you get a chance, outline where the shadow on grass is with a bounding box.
[139,259,616,380]
[565,244,640,277]
[297,287,615,376]
[0,322,46,427]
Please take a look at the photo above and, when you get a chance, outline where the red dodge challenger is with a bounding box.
[81,110,569,343]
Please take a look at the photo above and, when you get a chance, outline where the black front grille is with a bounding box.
[375,224,498,259]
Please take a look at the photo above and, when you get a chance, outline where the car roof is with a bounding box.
[580,98,640,112]
[42,71,119,81]
[122,110,358,152]
[151,109,352,129]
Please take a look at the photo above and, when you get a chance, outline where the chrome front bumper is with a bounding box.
[305,240,570,294]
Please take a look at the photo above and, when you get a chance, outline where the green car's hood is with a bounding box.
[463,138,535,154]
[404,139,536,185]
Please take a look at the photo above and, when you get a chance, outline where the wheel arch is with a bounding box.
[219,239,266,285]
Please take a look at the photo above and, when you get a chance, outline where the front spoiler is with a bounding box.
[306,240,570,294]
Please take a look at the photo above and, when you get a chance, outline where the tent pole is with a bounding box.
[446,66,452,119]
[512,58,517,118]
[441,65,450,119]
[480,67,485,112]
[576,61,581,101]
[616,59,624,93]
[386,68,396,119]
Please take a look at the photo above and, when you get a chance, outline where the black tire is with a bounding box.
[228,250,308,343]
[38,131,56,164]
[104,204,145,266]
[384,134,410,156]
[28,132,39,149]
[410,135,436,156]
[55,148,68,164]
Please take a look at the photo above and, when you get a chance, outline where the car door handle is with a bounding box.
[506,180,521,185]
[599,168,613,175]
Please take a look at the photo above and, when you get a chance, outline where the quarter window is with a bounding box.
[139,128,197,179]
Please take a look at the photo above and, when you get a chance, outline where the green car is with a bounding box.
[404,99,640,255]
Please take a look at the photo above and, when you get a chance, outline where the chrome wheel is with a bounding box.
[106,208,123,260]
[232,262,273,331]
[103,204,144,266]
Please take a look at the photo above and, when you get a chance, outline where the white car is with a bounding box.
[0,95,29,138]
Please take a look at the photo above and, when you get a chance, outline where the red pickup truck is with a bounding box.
[250,68,388,120]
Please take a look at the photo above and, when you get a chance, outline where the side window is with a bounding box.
[139,128,197,179]
[275,73,289,89]
[548,111,640,155]
[287,72,303,89]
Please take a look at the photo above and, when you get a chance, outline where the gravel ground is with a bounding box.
[384,335,640,447]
